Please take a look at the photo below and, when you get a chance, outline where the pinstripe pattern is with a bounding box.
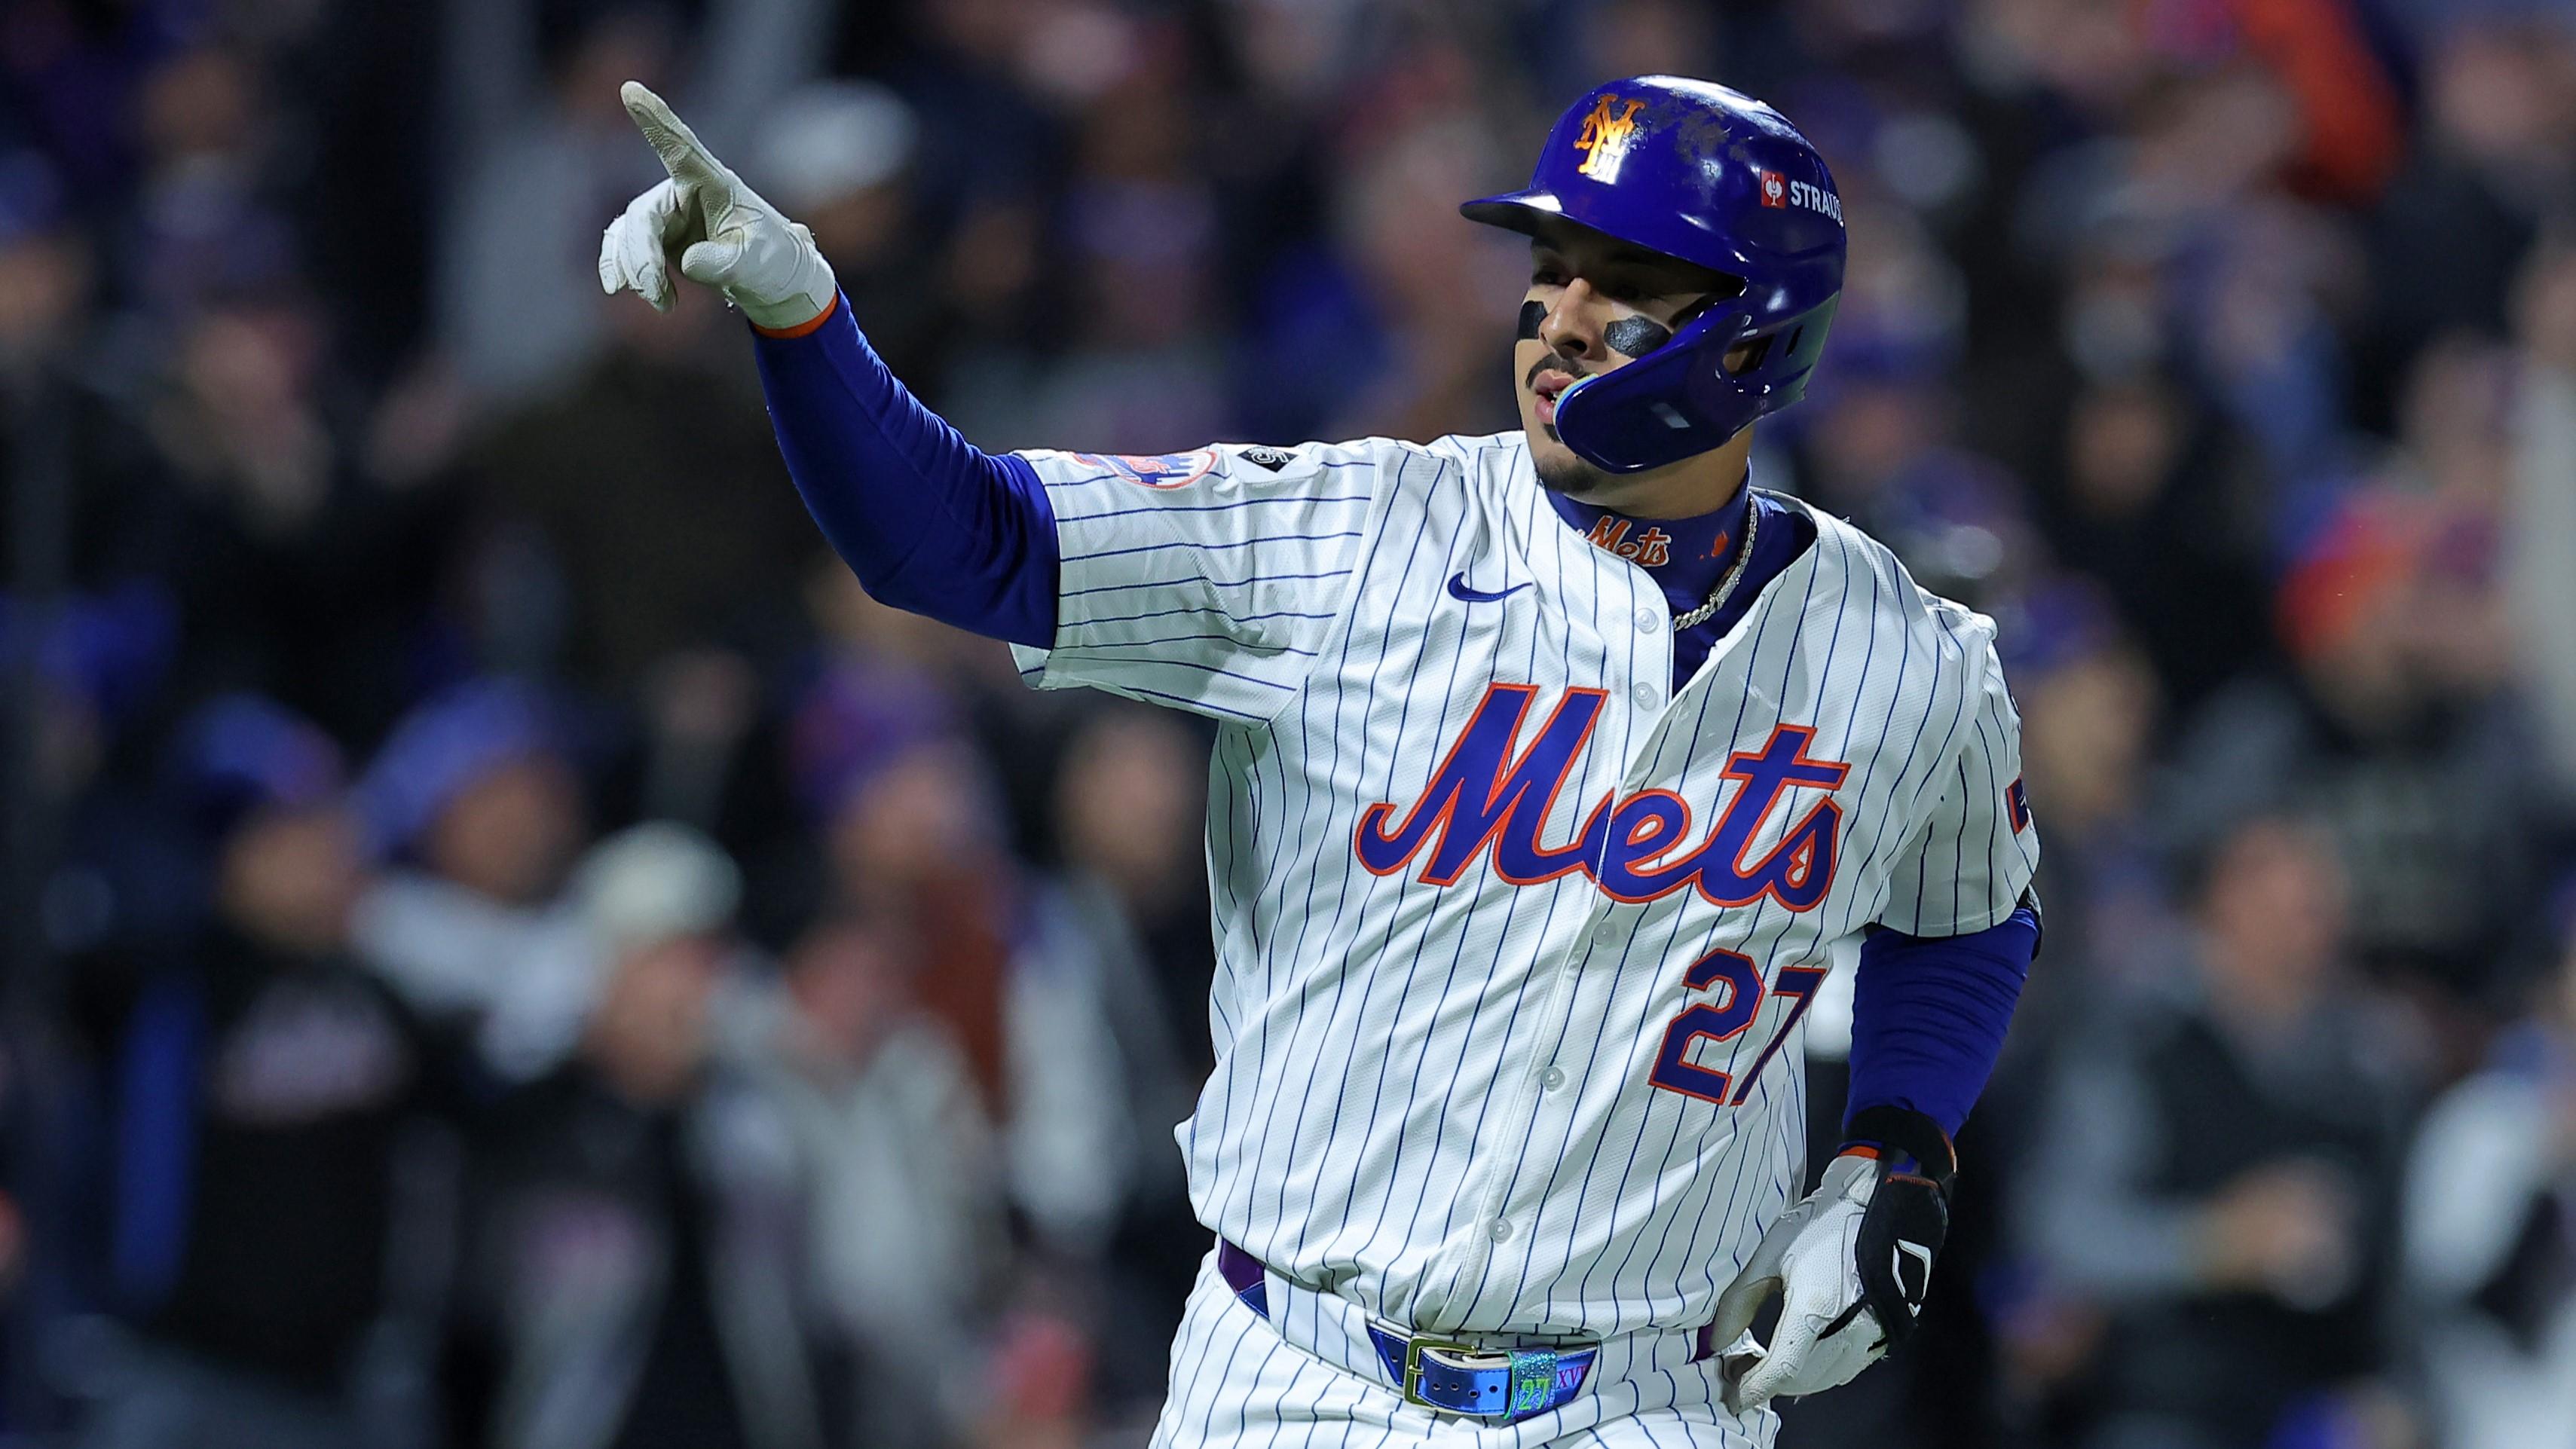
[1011,434,2036,1442]
[1151,1253,1773,1449]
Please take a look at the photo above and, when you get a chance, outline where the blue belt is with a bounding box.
[1218,1239,1598,1421]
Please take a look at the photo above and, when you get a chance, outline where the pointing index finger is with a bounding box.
[621,81,724,188]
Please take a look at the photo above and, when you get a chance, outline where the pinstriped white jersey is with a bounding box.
[1009,433,2038,1340]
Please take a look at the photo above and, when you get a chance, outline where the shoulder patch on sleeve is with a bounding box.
[1071,449,1222,489]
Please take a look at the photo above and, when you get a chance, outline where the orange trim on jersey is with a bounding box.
[751,293,840,338]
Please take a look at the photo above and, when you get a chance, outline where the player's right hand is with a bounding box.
[1709,1111,1954,1414]
[599,81,838,332]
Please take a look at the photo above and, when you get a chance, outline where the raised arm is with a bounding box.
[599,84,1387,719]
[598,83,1059,647]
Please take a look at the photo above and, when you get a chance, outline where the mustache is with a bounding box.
[1526,355,1589,391]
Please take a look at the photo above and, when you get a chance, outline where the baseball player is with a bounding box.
[601,74,2041,1449]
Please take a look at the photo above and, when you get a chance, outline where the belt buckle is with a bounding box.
[1401,1336,1495,1416]
[1402,1337,1573,1420]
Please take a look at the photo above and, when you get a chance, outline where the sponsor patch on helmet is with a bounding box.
[1758,170,1843,225]
[1070,449,1221,489]
[1788,180,1843,224]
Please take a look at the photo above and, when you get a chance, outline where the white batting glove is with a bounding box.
[1709,1114,1954,1414]
[598,81,838,332]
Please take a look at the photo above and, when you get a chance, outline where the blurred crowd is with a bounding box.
[2,0,2575,1447]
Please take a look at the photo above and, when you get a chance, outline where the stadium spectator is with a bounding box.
[751,84,950,390]
[467,288,812,699]
[1994,579,2175,1026]
[2021,815,2423,1449]
[1038,707,1212,1404]
[2507,233,2576,787]
[745,914,1008,1448]
[349,679,595,1083]
[448,822,837,1449]
[2403,898,2576,1449]
[788,661,1137,1259]
[149,290,463,744]
[69,696,452,1449]
[433,0,832,400]
[2160,489,2567,1003]
[2036,371,2274,715]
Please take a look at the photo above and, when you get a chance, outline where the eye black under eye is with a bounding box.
[1605,315,1673,356]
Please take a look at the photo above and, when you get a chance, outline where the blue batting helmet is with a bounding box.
[1464,76,1845,474]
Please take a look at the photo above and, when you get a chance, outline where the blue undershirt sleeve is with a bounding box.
[1842,903,2040,1139]
[748,295,1060,650]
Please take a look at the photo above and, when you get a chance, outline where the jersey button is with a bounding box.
[1631,682,1657,708]
[1540,1065,1566,1091]
[1488,1218,1514,1243]
[1635,607,1661,634]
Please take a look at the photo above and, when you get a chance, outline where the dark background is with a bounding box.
[3,0,2576,1446]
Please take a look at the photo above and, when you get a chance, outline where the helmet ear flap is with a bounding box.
[1553,304,1755,473]
[1736,295,1836,390]
[1554,292,1838,474]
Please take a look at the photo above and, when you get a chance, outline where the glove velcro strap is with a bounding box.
[1852,1174,1947,1347]
[1839,1105,1957,1195]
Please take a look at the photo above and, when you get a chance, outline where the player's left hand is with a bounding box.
[1709,1113,1953,1413]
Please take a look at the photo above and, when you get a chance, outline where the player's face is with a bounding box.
[1516,222,1747,498]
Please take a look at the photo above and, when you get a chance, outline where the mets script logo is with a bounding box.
[1586,517,1672,567]
[1355,683,1848,910]
[1574,96,1649,181]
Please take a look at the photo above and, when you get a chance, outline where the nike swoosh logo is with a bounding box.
[1446,571,1531,604]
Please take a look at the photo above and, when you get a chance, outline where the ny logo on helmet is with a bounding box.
[1574,96,1649,181]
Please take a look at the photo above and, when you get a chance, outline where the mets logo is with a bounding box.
[1070,448,1220,489]
[1586,517,1672,567]
[1355,683,1848,911]
[1573,96,1649,181]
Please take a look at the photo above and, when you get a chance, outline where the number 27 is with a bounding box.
[1648,948,1825,1106]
